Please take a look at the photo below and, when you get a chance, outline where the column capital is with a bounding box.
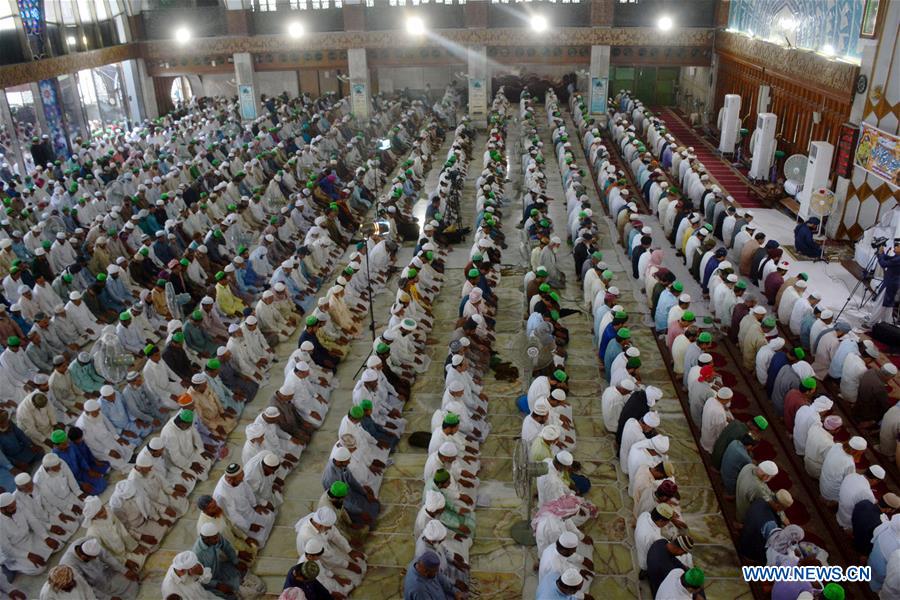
[590,0,615,27]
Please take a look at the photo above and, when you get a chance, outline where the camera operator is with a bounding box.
[793,216,823,259]
[871,238,900,326]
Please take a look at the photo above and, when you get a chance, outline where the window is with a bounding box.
[252,0,278,11]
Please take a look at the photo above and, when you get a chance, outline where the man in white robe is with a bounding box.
[161,550,219,600]
[213,462,276,545]
[700,388,733,453]
[129,450,189,520]
[0,491,58,574]
[59,538,139,600]
[837,466,884,529]
[537,451,575,505]
[82,495,149,570]
[244,450,284,509]
[64,291,99,342]
[74,398,132,471]
[294,506,366,589]
[160,408,213,480]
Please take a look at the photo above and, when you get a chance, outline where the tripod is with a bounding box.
[835,251,883,323]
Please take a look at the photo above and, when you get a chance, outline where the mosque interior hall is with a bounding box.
[1,0,900,599]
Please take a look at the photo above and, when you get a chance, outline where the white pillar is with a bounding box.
[0,93,26,175]
[233,52,260,122]
[589,45,610,124]
[347,48,371,122]
[467,45,488,128]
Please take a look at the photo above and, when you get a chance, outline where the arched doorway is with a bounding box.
[170,76,194,107]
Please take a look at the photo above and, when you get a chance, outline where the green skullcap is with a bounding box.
[549,291,560,302]
[360,399,373,410]
[801,377,816,390]
[443,412,460,425]
[550,310,560,321]
[376,342,389,354]
[799,272,809,281]
[703,223,714,232]
[822,583,844,600]
[683,568,705,588]
[434,469,451,483]
[592,251,603,260]
[735,280,747,290]
[343,267,354,275]
[191,310,203,321]
[118,311,131,322]
[530,208,539,216]
[349,406,364,419]
[156,278,167,286]
[215,271,225,281]
[329,202,339,211]
[96,273,107,282]
[472,254,483,262]
[793,347,806,360]
[602,269,614,279]
[536,267,548,276]
[42,240,52,249]
[672,281,684,292]
[753,415,769,430]
[306,315,319,326]
[614,310,628,320]
[329,481,349,497]
[139,247,150,256]
[143,344,156,356]
[618,328,631,339]
[682,311,695,322]
[553,369,568,382]
[698,332,712,343]
[539,283,551,293]
[206,359,221,370]
[179,258,189,267]
[468,268,480,278]
[172,332,185,343]
[179,409,194,423]
[7,336,19,347]
[761,316,776,328]
[50,429,67,444]
[213,229,223,238]
[627,357,642,368]
[406,268,418,278]
[539,219,550,227]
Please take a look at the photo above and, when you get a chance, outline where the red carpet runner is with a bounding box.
[658,108,764,209]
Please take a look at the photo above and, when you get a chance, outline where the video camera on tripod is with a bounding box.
[872,236,891,250]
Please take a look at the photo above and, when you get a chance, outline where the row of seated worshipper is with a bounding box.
[521,88,611,600]
[25,90,457,600]
[556,90,708,600]
[596,89,900,599]
[402,88,513,600]
[283,107,468,600]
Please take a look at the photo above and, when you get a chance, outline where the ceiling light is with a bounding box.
[778,17,796,31]
[406,16,425,36]
[530,15,548,33]
[66,35,76,46]
[821,43,835,57]
[288,22,304,38]
[174,27,191,45]
[658,16,673,31]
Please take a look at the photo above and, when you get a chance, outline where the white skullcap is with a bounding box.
[726,273,739,283]
[69,291,82,300]
[425,490,445,511]
[643,412,661,428]
[752,306,767,315]
[315,506,336,526]
[246,423,264,439]
[768,338,785,350]
[448,380,464,393]
[84,399,100,411]
[304,538,324,554]
[758,461,778,476]
[13,472,30,486]
[451,354,464,366]
[200,521,220,537]
[262,452,280,468]
[135,452,154,468]
[42,453,61,467]
[561,568,583,587]
[869,465,886,480]
[366,356,381,368]
[362,369,378,382]
[541,425,560,442]
[333,446,351,461]
[625,347,641,358]
[650,435,670,453]
[82,495,102,520]
[81,538,101,556]
[423,519,447,541]
[149,437,164,450]
[172,550,199,570]
[300,341,314,351]
[559,531,579,549]
[439,442,458,457]
[556,450,573,466]
[717,387,734,400]
[796,280,808,289]
[848,436,867,451]
[646,386,664,403]
[812,396,833,412]
[620,378,636,391]
[698,353,712,364]
[551,388,567,401]
[533,399,550,416]
[100,385,114,396]
[810,292,822,300]
[191,373,206,385]
[679,294,691,303]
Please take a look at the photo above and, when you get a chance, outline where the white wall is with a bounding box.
[199,74,235,98]
[257,71,299,98]
[678,66,713,123]
[376,66,456,93]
